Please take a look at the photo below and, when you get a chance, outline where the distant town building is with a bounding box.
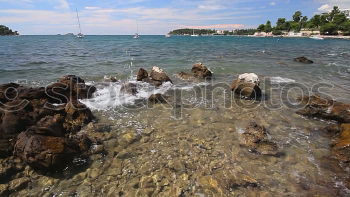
[341,9,350,19]
[300,29,321,36]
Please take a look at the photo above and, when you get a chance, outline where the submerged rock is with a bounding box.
[148,94,168,104]
[294,56,314,64]
[231,73,262,100]
[14,131,91,170]
[332,124,350,162]
[239,122,279,156]
[297,95,350,123]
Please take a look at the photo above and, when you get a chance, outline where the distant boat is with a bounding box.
[133,21,140,39]
[76,9,84,38]
[165,34,171,38]
[191,29,199,37]
[310,36,323,40]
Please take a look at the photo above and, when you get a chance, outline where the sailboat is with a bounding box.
[191,29,198,37]
[133,21,140,39]
[76,9,84,38]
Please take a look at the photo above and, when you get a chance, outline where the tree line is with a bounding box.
[0,25,19,36]
[257,6,350,35]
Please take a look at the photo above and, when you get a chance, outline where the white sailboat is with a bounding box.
[191,29,198,37]
[76,9,84,38]
[133,21,140,39]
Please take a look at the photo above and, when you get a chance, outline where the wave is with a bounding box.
[80,79,173,111]
[270,77,296,84]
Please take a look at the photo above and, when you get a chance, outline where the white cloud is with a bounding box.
[54,0,69,10]
[318,4,330,11]
[316,0,350,10]
[85,7,101,10]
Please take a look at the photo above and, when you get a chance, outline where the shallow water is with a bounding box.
[1,35,350,196]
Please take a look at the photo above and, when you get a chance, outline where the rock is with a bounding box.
[332,124,350,162]
[63,101,94,133]
[297,95,350,123]
[150,66,172,84]
[0,83,21,104]
[231,74,262,100]
[46,75,96,103]
[177,72,196,81]
[119,131,141,147]
[148,94,168,104]
[240,122,279,156]
[8,177,30,192]
[137,68,149,81]
[104,76,118,83]
[238,73,259,85]
[29,114,65,137]
[294,56,314,64]
[120,83,138,95]
[198,176,222,194]
[191,63,212,79]
[0,184,8,196]
[14,131,89,170]
[87,123,111,133]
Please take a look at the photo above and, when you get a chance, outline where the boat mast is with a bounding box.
[76,8,82,35]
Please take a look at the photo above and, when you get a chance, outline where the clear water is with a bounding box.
[1,35,350,196]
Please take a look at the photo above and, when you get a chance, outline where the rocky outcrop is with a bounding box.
[231,73,262,100]
[239,122,279,156]
[0,75,95,171]
[177,63,213,80]
[137,67,172,87]
[294,56,314,64]
[297,95,350,123]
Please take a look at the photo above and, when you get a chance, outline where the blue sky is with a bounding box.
[0,0,349,35]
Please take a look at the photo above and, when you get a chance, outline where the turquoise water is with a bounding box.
[1,35,350,93]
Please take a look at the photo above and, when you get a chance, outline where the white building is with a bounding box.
[341,9,350,19]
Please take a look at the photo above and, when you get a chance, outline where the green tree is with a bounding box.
[257,24,265,32]
[265,20,272,32]
[320,23,338,35]
[333,13,347,26]
[300,16,308,29]
[0,25,19,36]
[290,21,300,32]
[293,11,302,23]
[276,18,286,30]
[309,15,321,29]
[340,21,350,35]
[329,6,341,21]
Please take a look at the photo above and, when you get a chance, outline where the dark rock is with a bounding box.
[63,102,94,133]
[0,83,21,104]
[29,114,65,137]
[46,75,96,103]
[294,56,314,64]
[14,131,90,170]
[120,83,138,95]
[148,94,168,104]
[191,63,212,79]
[297,95,350,123]
[137,68,148,81]
[231,79,262,100]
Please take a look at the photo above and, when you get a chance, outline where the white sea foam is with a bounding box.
[270,77,296,84]
[80,80,173,111]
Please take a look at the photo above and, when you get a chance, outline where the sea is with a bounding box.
[1,35,350,196]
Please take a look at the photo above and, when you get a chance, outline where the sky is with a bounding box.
[0,0,349,35]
